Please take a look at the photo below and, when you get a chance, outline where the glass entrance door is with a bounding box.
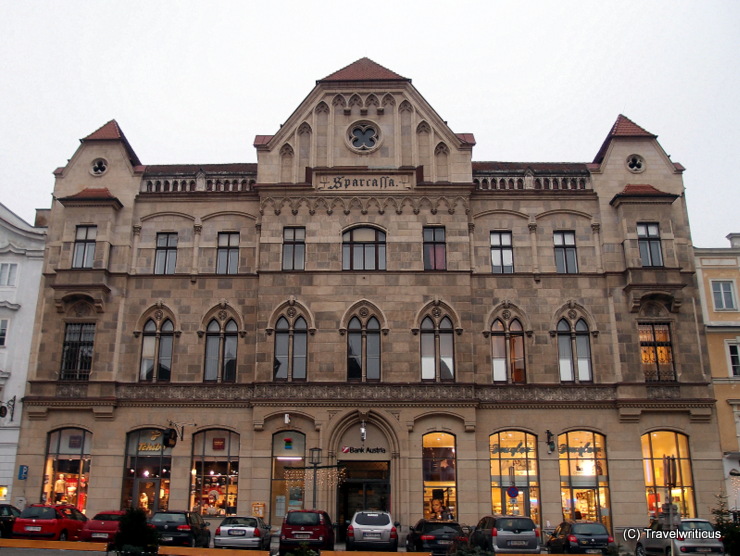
[336,461,390,542]
[134,478,169,516]
[497,486,534,518]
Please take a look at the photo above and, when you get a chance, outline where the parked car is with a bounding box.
[0,504,20,538]
[149,510,210,548]
[12,503,87,541]
[635,518,724,556]
[214,515,272,550]
[79,510,125,542]
[546,520,615,554]
[405,519,468,555]
[279,509,335,556]
[469,515,540,554]
[346,510,399,551]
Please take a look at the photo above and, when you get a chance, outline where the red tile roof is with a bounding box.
[319,58,409,83]
[253,135,274,148]
[593,114,656,165]
[81,120,142,167]
[609,183,679,205]
[456,133,476,146]
[57,187,123,209]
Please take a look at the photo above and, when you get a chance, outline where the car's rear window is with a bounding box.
[20,507,57,520]
[286,512,320,526]
[679,521,714,533]
[151,513,187,525]
[496,518,535,531]
[222,517,258,527]
[423,522,462,535]
[355,512,391,526]
[93,513,123,521]
[572,523,607,535]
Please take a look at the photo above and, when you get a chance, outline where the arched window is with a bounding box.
[271,431,306,523]
[558,318,593,382]
[491,318,526,383]
[422,432,457,519]
[342,227,386,271]
[204,319,238,383]
[43,428,92,512]
[421,316,455,381]
[641,431,695,519]
[274,316,307,381]
[190,429,240,515]
[489,431,539,521]
[140,318,173,382]
[347,316,381,381]
[121,429,171,513]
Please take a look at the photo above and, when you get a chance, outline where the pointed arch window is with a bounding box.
[204,319,238,383]
[558,318,593,382]
[421,316,455,381]
[491,318,526,383]
[139,319,173,382]
[347,316,381,381]
[274,316,307,381]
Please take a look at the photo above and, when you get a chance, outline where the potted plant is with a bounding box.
[109,507,159,555]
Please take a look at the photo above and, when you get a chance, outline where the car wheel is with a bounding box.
[635,544,646,556]
[58,531,68,541]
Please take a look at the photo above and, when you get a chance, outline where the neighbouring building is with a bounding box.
[0,203,46,505]
[12,58,723,534]
[695,234,740,512]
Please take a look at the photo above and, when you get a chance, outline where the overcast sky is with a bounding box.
[1,1,737,247]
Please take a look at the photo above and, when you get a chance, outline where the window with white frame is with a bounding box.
[490,231,514,273]
[712,281,737,311]
[0,263,17,286]
[0,319,7,346]
[729,342,740,377]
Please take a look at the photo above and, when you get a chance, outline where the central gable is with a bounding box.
[254,58,474,189]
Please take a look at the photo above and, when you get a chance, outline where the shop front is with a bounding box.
[42,428,92,511]
[121,428,171,515]
[489,430,540,522]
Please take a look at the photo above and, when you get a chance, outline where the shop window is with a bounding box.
[73,225,97,269]
[342,227,386,271]
[491,319,526,383]
[638,322,675,381]
[42,428,92,512]
[420,316,455,382]
[274,316,308,381]
[641,431,696,520]
[423,227,446,271]
[347,316,381,381]
[422,432,457,520]
[557,319,593,382]
[270,431,306,525]
[204,319,238,383]
[60,323,95,381]
[139,319,173,382]
[557,431,612,531]
[121,429,172,514]
[489,431,540,522]
[190,430,240,516]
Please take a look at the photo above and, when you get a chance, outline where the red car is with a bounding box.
[12,504,87,541]
[79,510,125,542]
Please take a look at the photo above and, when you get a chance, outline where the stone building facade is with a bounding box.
[13,58,722,533]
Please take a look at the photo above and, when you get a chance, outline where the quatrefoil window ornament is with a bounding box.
[347,121,381,153]
[91,158,108,176]
[627,154,645,173]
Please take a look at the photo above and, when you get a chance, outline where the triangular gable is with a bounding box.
[81,119,141,167]
[593,114,657,164]
[318,57,410,83]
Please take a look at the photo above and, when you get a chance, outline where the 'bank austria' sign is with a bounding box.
[316,173,413,192]
[341,446,387,454]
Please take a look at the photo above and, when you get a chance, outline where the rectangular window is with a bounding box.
[554,231,578,273]
[637,223,663,267]
[216,232,239,274]
[154,233,178,275]
[729,344,740,377]
[490,232,514,273]
[423,227,446,270]
[0,319,7,346]
[638,322,675,381]
[282,227,305,270]
[712,281,737,310]
[0,263,18,286]
[60,323,95,381]
[72,225,97,269]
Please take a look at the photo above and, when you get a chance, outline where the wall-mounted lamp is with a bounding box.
[285,413,291,425]
[360,420,367,443]
[546,430,555,454]
[0,396,16,421]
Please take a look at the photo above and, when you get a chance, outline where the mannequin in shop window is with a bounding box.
[54,474,66,503]
[431,498,453,520]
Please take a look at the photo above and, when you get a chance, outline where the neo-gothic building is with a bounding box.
[13,58,722,534]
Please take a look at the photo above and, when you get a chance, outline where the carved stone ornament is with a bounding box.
[359,307,370,318]
[154,309,164,321]
[286,307,297,318]
[218,310,228,321]
[501,309,511,321]
[567,309,578,320]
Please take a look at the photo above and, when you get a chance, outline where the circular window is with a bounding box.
[626,154,645,173]
[346,121,381,154]
[90,158,108,176]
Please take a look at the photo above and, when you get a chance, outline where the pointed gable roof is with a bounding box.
[593,114,657,165]
[318,57,410,83]
[81,119,141,167]
[57,187,123,210]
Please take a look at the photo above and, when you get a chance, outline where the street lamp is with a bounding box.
[309,447,322,509]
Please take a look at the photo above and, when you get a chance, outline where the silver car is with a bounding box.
[213,515,272,550]
[469,515,540,554]
[635,518,724,556]
[346,510,399,551]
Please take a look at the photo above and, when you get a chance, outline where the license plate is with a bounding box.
[437,540,451,545]
[364,532,381,538]
[586,550,601,554]
[294,533,311,539]
[510,540,528,546]
[162,536,173,542]
[229,529,247,536]
[92,533,109,539]
[26,526,42,532]
[695,550,711,553]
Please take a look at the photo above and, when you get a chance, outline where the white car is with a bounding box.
[635,518,724,556]
[214,515,272,550]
